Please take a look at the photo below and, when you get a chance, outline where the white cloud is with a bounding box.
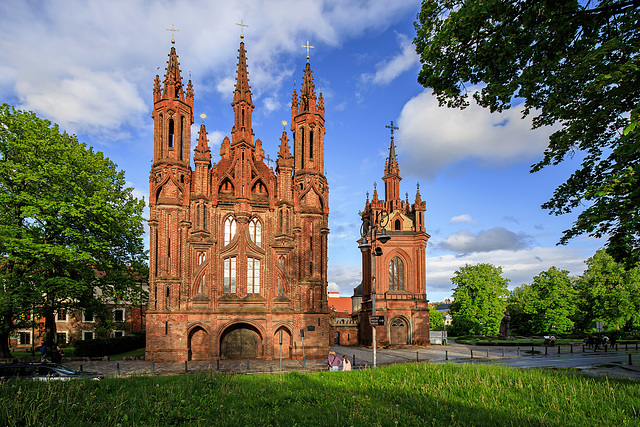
[328,264,362,296]
[439,227,531,253]
[361,33,419,85]
[0,0,418,138]
[449,214,475,224]
[427,246,595,296]
[397,90,554,180]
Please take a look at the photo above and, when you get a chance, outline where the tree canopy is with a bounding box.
[450,263,509,335]
[0,104,147,357]
[576,249,640,331]
[414,0,640,266]
[522,266,577,335]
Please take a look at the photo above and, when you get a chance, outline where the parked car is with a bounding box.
[0,363,103,381]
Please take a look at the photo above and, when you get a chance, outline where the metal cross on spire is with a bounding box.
[166,24,179,44]
[302,41,314,61]
[385,120,399,139]
[236,19,249,39]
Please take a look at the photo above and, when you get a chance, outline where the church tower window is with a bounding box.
[180,116,184,160]
[300,127,305,164]
[224,217,236,246]
[199,275,205,294]
[249,218,261,247]
[224,257,237,294]
[168,119,174,148]
[247,257,261,294]
[395,219,401,230]
[389,257,404,291]
[309,130,314,159]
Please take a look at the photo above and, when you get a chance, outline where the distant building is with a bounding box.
[10,300,146,350]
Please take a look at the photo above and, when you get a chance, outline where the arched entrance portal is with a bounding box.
[390,317,408,345]
[220,323,262,359]
[188,326,209,361]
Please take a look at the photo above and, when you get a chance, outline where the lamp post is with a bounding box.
[358,211,390,368]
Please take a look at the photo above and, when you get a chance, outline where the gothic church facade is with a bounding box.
[146,37,330,361]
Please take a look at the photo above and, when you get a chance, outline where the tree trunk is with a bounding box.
[0,309,13,358]
[0,331,11,359]
[43,306,57,347]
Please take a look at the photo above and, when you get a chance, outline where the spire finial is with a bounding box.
[373,182,377,191]
[236,19,249,39]
[385,120,399,139]
[281,120,288,130]
[166,24,179,44]
[302,40,314,62]
[200,113,207,124]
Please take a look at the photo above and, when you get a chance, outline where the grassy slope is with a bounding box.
[1,363,639,426]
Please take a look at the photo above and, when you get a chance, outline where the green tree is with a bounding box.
[576,249,640,331]
[506,284,533,336]
[524,267,577,335]
[0,104,147,357]
[429,304,445,331]
[450,264,509,335]
[414,0,640,266]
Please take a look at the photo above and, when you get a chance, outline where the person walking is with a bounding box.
[40,343,48,363]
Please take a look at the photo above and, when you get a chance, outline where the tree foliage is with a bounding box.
[0,104,147,357]
[414,0,640,265]
[429,304,445,331]
[576,249,640,331]
[523,267,577,335]
[450,263,509,335]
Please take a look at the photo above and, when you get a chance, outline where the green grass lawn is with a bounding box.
[1,362,638,426]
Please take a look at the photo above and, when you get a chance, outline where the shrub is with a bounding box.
[74,332,145,357]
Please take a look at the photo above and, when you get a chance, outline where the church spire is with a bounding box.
[162,46,185,101]
[382,121,401,203]
[194,123,211,163]
[231,38,255,146]
[300,63,317,113]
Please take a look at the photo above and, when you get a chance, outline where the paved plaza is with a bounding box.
[59,341,640,380]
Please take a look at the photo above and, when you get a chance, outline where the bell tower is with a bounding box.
[290,45,329,313]
[148,39,194,344]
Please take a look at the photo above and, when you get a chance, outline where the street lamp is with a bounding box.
[358,211,390,368]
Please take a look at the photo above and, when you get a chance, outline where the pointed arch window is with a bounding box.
[224,257,237,294]
[168,119,174,148]
[309,130,314,159]
[199,275,205,294]
[394,219,401,231]
[300,127,305,165]
[249,218,261,247]
[389,257,404,291]
[180,116,184,160]
[247,257,261,294]
[224,217,236,246]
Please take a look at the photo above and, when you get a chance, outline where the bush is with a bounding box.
[74,332,145,357]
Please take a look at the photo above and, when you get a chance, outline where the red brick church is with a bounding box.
[146,36,330,361]
[357,130,431,346]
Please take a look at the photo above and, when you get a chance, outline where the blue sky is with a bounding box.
[0,0,603,301]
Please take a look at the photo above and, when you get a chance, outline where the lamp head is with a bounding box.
[358,236,371,252]
[377,228,391,244]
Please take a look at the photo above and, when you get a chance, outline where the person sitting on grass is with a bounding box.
[342,355,352,371]
[327,351,342,372]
